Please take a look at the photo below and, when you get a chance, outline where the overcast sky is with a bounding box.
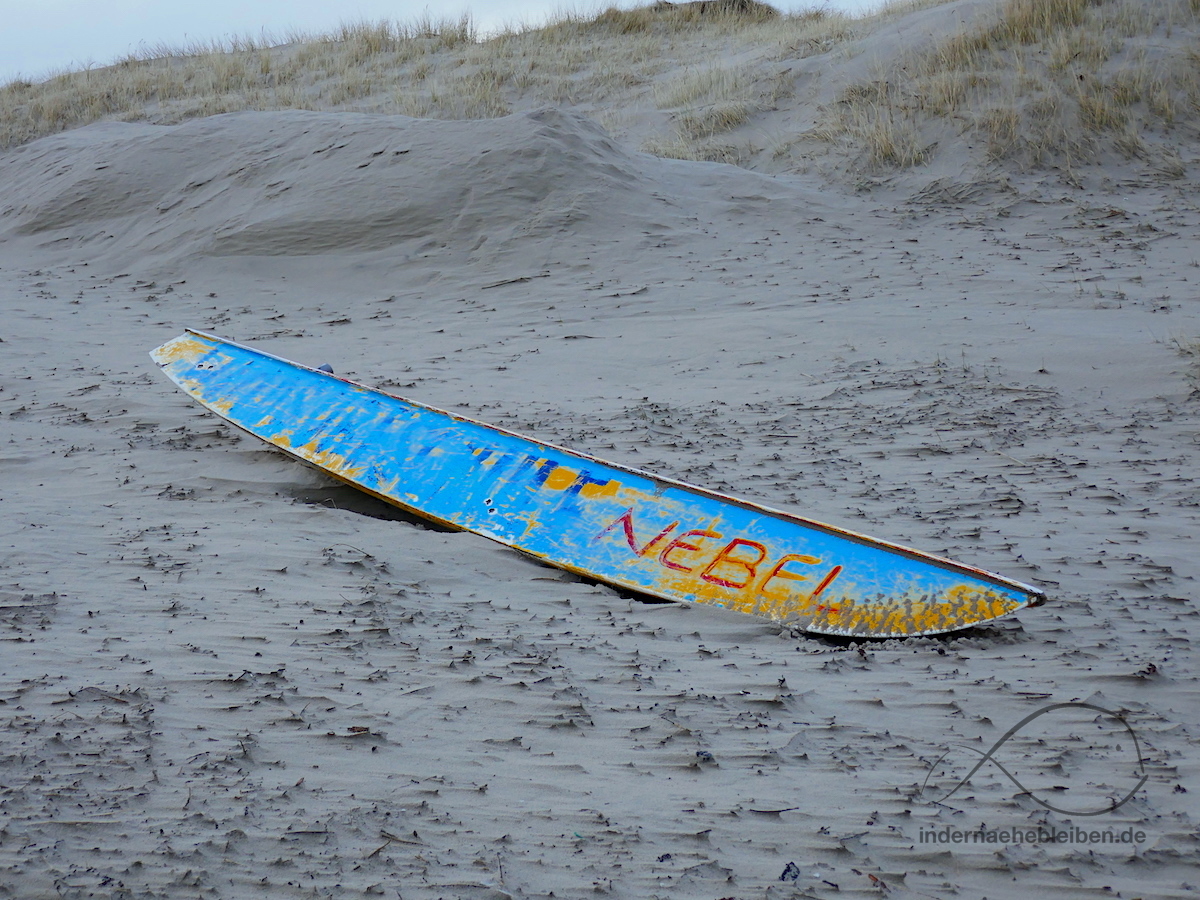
[1,1,880,84]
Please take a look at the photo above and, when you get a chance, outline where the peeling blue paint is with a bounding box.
[151,330,1046,637]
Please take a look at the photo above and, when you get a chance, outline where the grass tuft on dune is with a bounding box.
[0,2,877,156]
[2,0,1198,179]
[819,0,1200,171]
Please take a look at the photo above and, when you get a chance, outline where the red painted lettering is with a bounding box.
[810,565,844,611]
[595,508,678,557]
[700,539,768,589]
[659,529,722,572]
[757,553,822,594]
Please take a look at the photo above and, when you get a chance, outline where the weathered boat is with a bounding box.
[151,330,1046,637]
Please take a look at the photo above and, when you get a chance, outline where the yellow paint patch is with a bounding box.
[297,439,367,480]
[653,560,736,608]
[515,508,544,540]
[649,559,1024,636]
[689,576,822,620]
[254,416,274,429]
[579,479,620,499]
[150,336,212,366]
[543,467,578,491]
[211,399,234,415]
[795,584,1023,637]
[747,589,808,621]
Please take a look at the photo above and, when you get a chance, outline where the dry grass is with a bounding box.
[655,65,750,108]
[815,95,930,168]
[590,0,780,31]
[1172,335,1200,356]
[676,101,754,138]
[3,0,1197,179]
[820,0,1200,172]
[0,2,863,155]
[1170,333,1200,395]
[637,7,863,162]
[641,133,757,166]
[0,16,478,147]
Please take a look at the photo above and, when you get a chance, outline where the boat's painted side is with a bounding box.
[151,330,1046,637]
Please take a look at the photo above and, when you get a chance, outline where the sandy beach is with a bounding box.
[2,2,1199,897]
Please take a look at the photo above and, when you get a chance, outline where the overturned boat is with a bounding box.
[151,330,1046,637]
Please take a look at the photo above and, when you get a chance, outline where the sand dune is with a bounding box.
[2,2,1200,897]
[5,109,662,266]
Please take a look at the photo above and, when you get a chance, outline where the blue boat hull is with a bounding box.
[151,330,1046,637]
